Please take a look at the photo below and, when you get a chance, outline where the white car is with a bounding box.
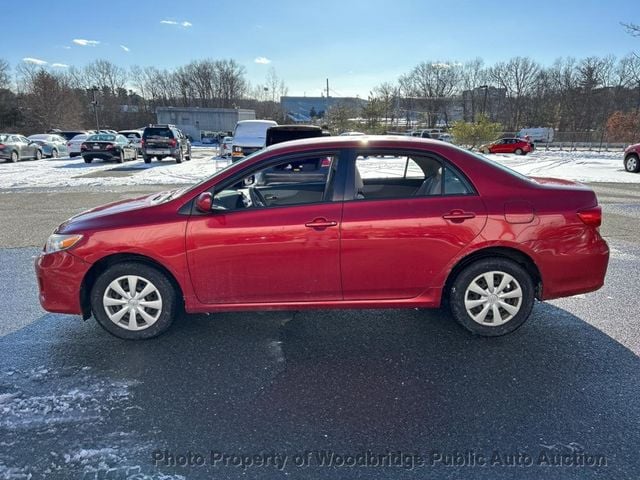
[118,130,144,153]
[221,136,233,158]
[67,134,89,158]
[231,120,278,161]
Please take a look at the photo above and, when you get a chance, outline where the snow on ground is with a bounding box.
[488,149,639,184]
[0,146,637,189]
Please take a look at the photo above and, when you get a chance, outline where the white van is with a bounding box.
[231,120,278,161]
[517,127,554,143]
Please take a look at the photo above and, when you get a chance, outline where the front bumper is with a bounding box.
[35,251,90,315]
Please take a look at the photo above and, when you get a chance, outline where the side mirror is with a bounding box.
[195,192,212,213]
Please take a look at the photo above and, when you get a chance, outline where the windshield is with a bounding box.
[87,134,116,142]
[28,135,49,141]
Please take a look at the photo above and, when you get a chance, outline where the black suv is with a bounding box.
[141,124,191,164]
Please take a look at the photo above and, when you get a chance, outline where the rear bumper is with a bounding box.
[35,251,90,315]
[82,152,119,161]
[536,236,610,300]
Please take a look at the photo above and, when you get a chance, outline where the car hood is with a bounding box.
[57,189,184,233]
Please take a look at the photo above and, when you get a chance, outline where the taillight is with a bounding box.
[577,206,602,227]
[168,139,177,147]
[0,144,5,150]
[80,143,87,151]
[140,139,144,147]
[106,143,114,150]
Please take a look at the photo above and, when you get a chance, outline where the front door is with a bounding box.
[186,152,344,305]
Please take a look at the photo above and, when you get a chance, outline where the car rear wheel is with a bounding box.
[51,149,58,158]
[83,156,93,164]
[185,148,191,160]
[143,155,152,164]
[449,258,535,336]
[90,262,177,340]
[515,148,523,155]
[176,150,183,164]
[10,151,18,163]
[117,151,124,164]
[625,154,640,173]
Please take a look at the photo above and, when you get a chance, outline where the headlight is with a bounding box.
[45,234,83,254]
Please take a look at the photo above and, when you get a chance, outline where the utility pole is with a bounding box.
[90,86,100,131]
[326,78,330,115]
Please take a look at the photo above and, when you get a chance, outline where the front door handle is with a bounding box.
[442,210,476,222]
[305,218,338,229]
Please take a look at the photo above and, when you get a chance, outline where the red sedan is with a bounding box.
[35,136,609,339]
[480,138,533,155]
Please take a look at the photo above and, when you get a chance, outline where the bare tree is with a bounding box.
[0,59,10,89]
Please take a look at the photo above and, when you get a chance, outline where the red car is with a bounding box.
[480,138,533,155]
[35,136,609,339]
[623,142,640,173]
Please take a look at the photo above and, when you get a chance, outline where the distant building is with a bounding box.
[281,96,368,123]
[155,107,255,139]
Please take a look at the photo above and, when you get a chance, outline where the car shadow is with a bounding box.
[0,304,637,479]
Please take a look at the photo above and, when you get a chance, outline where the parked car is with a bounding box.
[266,125,324,147]
[0,133,44,162]
[141,124,191,164]
[517,127,554,143]
[52,130,91,142]
[81,133,138,164]
[623,143,640,173]
[231,120,278,161]
[35,136,609,340]
[67,134,89,158]
[221,136,233,158]
[27,134,69,158]
[479,138,533,155]
[118,130,144,153]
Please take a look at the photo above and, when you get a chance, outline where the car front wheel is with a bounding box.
[90,262,177,340]
[625,154,640,173]
[515,148,523,155]
[449,258,535,336]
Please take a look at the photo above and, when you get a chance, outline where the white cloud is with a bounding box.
[23,57,47,65]
[120,44,130,52]
[255,57,271,65]
[73,38,100,47]
[161,19,192,27]
[51,63,69,68]
[62,46,71,50]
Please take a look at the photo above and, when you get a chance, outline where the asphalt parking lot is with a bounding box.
[1,179,639,479]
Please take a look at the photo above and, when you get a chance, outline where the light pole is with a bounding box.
[479,85,489,118]
[90,86,100,131]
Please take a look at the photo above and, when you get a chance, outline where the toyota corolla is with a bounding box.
[35,136,609,339]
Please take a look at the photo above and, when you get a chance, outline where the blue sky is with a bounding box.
[3,0,639,97]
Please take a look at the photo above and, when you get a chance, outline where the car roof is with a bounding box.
[262,134,450,154]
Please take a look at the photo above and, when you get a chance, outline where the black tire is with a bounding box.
[185,148,191,160]
[35,149,42,160]
[90,262,178,340]
[449,257,535,337]
[10,150,18,163]
[51,149,58,159]
[482,148,490,154]
[624,154,640,173]
[143,155,152,164]
[176,150,183,164]
[83,156,93,164]
[116,150,124,164]
[514,148,523,155]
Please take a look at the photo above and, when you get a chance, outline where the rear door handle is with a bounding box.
[442,210,476,221]
[305,218,338,229]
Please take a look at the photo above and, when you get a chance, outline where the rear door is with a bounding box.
[340,149,487,300]
[144,127,173,154]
